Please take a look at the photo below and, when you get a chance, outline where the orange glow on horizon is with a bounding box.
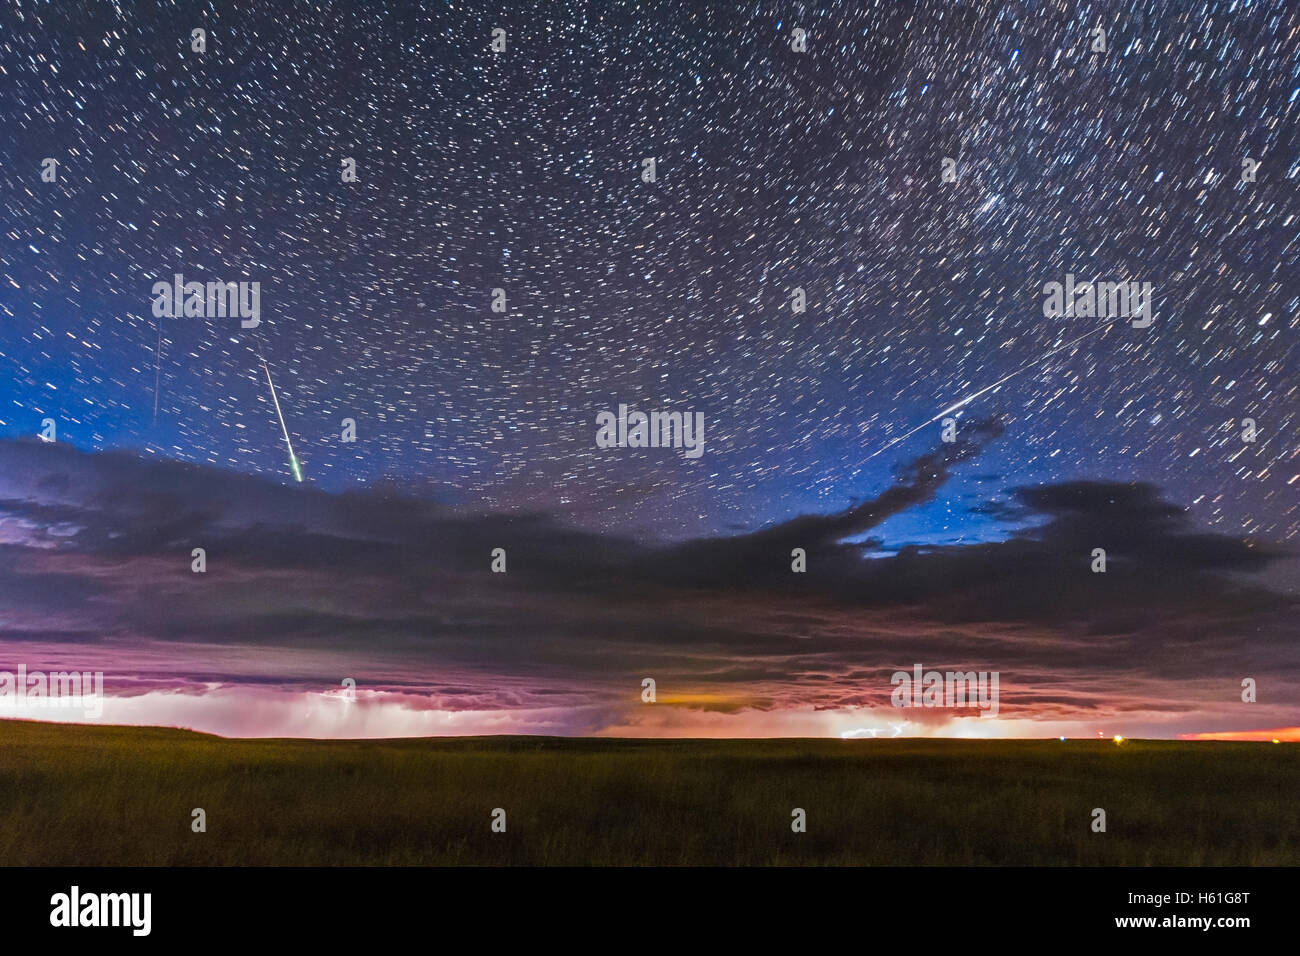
[1180,727,1300,742]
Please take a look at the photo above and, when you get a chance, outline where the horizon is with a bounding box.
[3,715,1297,743]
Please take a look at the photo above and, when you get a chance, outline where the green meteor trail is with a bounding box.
[254,336,303,483]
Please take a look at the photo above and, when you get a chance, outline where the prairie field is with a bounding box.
[0,720,1295,866]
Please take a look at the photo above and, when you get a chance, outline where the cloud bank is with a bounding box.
[0,433,1295,739]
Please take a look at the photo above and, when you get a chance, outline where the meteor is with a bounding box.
[861,318,1122,464]
[252,336,303,482]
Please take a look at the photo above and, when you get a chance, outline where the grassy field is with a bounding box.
[0,719,1295,865]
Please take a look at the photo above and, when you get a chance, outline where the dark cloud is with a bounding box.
[0,436,1295,732]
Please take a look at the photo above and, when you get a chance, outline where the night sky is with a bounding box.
[0,1,1297,739]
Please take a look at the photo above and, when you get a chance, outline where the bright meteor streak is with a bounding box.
[861,318,1123,464]
[254,338,303,483]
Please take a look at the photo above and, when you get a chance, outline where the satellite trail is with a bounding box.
[862,318,1123,464]
[152,315,163,422]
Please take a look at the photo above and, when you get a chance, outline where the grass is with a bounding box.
[0,719,1295,865]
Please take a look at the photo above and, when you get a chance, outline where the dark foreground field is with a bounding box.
[0,720,1295,865]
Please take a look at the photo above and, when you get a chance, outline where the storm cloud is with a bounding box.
[0,435,1295,738]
